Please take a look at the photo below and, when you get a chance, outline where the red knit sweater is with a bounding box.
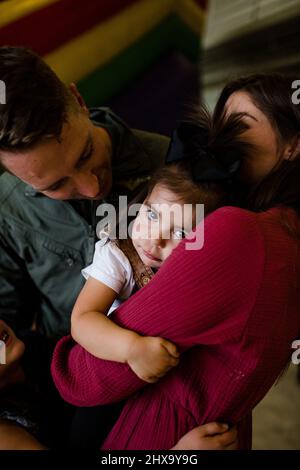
[51,206,300,449]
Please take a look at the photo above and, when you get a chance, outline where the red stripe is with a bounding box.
[0,0,139,56]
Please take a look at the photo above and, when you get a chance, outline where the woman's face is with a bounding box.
[225,91,285,184]
[0,320,25,386]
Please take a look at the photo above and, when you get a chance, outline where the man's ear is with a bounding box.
[69,83,89,114]
[283,134,300,160]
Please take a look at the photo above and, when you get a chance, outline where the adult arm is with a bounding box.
[52,207,264,406]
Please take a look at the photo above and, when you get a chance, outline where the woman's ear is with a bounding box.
[69,83,89,114]
[283,134,300,160]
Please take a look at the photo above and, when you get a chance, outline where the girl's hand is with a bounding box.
[171,422,238,450]
[126,335,180,383]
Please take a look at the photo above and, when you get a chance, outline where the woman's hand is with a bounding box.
[171,422,238,450]
[126,335,180,383]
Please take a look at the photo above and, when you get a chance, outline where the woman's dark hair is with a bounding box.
[0,46,75,152]
[213,73,300,219]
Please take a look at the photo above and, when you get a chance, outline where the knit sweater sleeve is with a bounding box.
[51,207,265,406]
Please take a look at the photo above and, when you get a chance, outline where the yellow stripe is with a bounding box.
[0,0,60,29]
[45,0,174,84]
[174,0,206,35]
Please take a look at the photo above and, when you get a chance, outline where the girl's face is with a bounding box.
[132,184,194,268]
[225,91,292,184]
[0,320,25,386]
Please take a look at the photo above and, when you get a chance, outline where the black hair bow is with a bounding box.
[165,121,241,183]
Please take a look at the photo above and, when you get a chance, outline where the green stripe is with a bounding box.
[78,14,201,106]
[172,15,201,62]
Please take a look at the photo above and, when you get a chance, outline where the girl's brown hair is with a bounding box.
[147,164,225,216]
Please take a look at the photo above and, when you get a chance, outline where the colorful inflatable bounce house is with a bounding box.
[0,0,207,134]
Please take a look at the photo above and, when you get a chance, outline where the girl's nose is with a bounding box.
[152,232,169,248]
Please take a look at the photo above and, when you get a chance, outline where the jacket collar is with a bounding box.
[24,184,42,197]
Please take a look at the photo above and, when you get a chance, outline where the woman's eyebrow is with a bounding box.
[242,112,258,122]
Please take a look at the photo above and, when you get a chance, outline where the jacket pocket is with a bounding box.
[42,239,81,268]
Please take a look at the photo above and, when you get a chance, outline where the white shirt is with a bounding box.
[82,238,135,315]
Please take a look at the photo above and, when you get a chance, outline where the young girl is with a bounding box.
[70,110,246,384]
[70,166,221,383]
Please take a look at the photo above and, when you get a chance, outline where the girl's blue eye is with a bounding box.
[146,209,158,221]
[173,229,187,240]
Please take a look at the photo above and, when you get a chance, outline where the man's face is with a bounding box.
[1,109,113,200]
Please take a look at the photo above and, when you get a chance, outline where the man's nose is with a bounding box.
[74,171,100,198]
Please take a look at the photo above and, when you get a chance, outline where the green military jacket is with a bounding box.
[0,108,169,338]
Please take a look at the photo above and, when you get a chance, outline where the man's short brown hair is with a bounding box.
[0,46,75,152]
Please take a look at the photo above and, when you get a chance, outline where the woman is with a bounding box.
[0,320,75,450]
[51,73,300,449]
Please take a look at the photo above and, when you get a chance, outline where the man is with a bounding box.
[0,46,169,338]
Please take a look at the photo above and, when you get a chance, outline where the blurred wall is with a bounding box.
[202,0,300,109]
[0,0,208,134]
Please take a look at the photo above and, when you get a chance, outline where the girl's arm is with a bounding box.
[52,207,264,407]
[71,276,135,363]
[71,277,179,382]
